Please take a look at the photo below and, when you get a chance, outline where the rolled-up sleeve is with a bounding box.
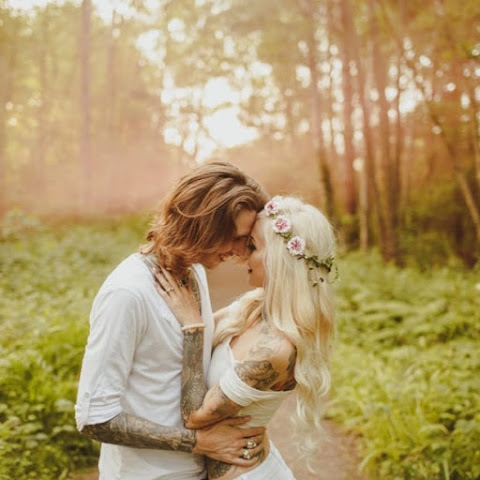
[75,288,146,430]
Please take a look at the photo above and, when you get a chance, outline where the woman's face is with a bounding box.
[246,217,267,287]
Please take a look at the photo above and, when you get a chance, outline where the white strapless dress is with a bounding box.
[207,337,296,479]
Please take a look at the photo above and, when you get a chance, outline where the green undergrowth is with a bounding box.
[328,251,480,480]
[0,216,145,479]
[1,219,479,479]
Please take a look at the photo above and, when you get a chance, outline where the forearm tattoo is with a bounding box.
[181,328,208,420]
[81,412,196,452]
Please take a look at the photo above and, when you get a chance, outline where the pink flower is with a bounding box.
[287,236,306,256]
[264,197,282,216]
[272,215,291,234]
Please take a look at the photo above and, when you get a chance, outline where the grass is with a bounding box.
[0,217,479,479]
[328,251,480,479]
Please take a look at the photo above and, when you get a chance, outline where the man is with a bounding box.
[75,161,269,479]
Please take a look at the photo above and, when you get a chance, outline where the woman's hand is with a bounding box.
[152,266,203,327]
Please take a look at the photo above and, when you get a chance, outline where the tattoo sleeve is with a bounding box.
[234,360,279,390]
[81,412,196,452]
[181,329,208,422]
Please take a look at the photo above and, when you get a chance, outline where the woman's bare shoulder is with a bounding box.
[231,320,296,391]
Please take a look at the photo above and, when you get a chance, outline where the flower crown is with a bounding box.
[264,196,337,286]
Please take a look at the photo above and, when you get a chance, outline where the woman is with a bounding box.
[154,196,336,479]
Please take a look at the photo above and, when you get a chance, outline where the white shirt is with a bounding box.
[75,253,214,480]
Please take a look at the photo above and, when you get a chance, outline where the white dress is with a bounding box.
[207,336,296,479]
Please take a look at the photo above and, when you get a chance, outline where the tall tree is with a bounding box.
[340,0,380,251]
[80,0,92,209]
[297,0,335,219]
[338,0,357,216]
[369,0,401,263]
[379,0,480,245]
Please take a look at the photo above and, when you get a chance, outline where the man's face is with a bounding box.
[199,209,257,269]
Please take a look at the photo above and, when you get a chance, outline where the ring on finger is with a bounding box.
[165,287,173,293]
[242,448,252,460]
[246,440,257,449]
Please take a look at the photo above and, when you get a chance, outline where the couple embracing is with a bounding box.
[75,161,336,480]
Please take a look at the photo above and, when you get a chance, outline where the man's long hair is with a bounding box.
[141,161,268,275]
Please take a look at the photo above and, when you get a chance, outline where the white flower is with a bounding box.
[272,215,291,234]
[265,196,282,216]
[287,236,306,256]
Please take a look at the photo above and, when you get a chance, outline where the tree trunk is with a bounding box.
[466,73,480,193]
[80,0,92,210]
[342,0,380,251]
[430,110,480,243]
[106,9,117,140]
[369,0,401,263]
[297,0,336,221]
[378,0,480,246]
[392,0,406,216]
[400,57,480,244]
[34,7,51,201]
[0,36,16,214]
[326,0,338,173]
[339,0,357,215]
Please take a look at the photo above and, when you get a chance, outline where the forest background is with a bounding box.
[1,0,479,479]
[1,0,479,265]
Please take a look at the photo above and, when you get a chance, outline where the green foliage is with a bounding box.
[0,217,144,479]
[1,220,479,479]
[400,181,479,268]
[329,251,480,479]
[0,209,43,240]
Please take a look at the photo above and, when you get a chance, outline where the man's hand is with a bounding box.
[193,416,265,466]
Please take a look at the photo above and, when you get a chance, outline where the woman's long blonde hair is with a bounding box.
[214,196,336,459]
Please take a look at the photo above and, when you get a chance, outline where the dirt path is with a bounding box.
[73,263,366,480]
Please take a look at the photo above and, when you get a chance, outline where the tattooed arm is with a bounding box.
[181,327,294,430]
[81,412,196,451]
[81,410,263,465]
[181,328,266,478]
[181,328,242,429]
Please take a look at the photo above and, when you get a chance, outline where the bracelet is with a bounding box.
[181,323,205,331]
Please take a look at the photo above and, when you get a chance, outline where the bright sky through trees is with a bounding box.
[6,0,260,160]
[6,0,426,162]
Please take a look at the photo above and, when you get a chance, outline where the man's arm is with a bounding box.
[81,412,196,452]
[182,329,242,429]
[81,410,264,466]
